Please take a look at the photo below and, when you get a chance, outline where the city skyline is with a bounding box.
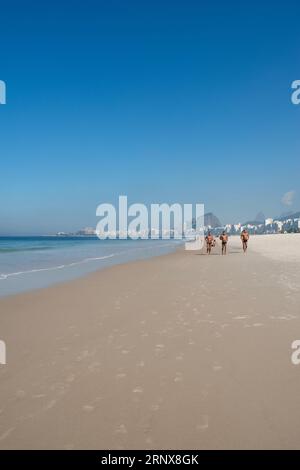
[29,209,300,237]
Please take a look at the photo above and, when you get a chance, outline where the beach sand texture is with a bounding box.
[0,234,299,449]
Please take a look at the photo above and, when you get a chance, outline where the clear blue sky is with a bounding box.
[0,0,299,234]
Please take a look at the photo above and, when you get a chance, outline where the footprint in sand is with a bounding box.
[83,396,103,412]
[176,353,184,361]
[51,382,66,396]
[115,424,128,435]
[132,386,143,394]
[154,344,165,357]
[45,399,57,410]
[0,427,15,441]
[82,404,94,413]
[145,436,153,446]
[196,415,209,432]
[76,350,90,362]
[174,372,183,383]
[159,328,168,336]
[116,372,127,380]
[88,362,101,373]
[151,404,160,411]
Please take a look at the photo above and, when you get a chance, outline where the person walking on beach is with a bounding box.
[205,232,215,255]
[219,231,229,255]
[241,229,249,253]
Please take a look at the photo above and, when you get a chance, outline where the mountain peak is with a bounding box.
[204,212,222,228]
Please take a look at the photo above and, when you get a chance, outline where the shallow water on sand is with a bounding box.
[0,237,180,297]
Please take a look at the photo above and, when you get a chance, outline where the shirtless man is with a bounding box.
[241,229,249,253]
[219,231,229,255]
[205,232,214,255]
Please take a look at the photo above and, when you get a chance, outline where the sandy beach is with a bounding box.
[0,234,300,449]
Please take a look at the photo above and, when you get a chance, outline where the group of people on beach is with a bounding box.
[204,229,250,255]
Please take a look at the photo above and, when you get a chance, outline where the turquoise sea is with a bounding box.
[0,237,180,297]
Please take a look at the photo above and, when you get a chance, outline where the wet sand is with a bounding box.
[0,234,300,449]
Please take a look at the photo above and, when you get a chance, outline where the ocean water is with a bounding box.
[0,237,180,297]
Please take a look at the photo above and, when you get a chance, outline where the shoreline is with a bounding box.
[0,245,182,302]
[0,235,300,449]
[0,239,181,299]
[1,233,299,300]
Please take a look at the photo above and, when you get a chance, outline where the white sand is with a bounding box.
[246,233,300,262]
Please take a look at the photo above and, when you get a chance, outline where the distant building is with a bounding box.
[275,221,283,231]
[76,227,96,236]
